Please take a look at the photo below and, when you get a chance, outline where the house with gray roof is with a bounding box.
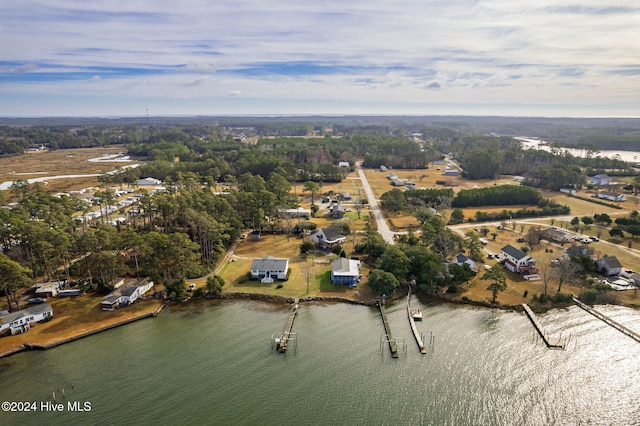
[0,303,53,336]
[453,253,477,272]
[596,256,623,276]
[564,245,595,259]
[331,258,361,287]
[250,256,289,283]
[500,245,536,274]
[101,278,154,311]
[590,174,611,186]
[311,225,346,249]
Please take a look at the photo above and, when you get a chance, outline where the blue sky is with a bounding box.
[1,0,639,117]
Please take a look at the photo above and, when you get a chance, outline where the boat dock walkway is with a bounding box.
[406,289,426,354]
[378,301,398,358]
[522,304,565,349]
[573,298,640,343]
[276,299,299,353]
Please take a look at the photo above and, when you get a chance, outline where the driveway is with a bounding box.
[357,164,395,244]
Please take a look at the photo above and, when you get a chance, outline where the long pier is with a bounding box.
[522,304,565,349]
[573,298,640,343]
[378,301,398,358]
[276,299,299,353]
[406,289,426,354]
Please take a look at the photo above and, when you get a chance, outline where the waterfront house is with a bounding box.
[500,245,536,274]
[250,256,289,283]
[589,174,611,186]
[595,256,623,276]
[101,278,154,310]
[0,303,53,336]
[311,225,346,249]
[331,258,361,288]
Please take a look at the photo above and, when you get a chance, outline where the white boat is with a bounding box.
[411,310,422,321]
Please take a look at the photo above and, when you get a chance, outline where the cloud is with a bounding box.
[0,0,639,116]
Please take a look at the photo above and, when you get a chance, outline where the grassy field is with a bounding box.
[0,294,162,356]
[218,233,374,301]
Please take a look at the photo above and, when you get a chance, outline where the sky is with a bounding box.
[1,0,639,117]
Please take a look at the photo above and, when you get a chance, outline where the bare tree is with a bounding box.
[525,226,544,250]
[553,257,582,293]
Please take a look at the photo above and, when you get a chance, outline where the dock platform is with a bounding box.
[573,298,640,343]
[522,304,565,349]
[378,301,398,358]
[407,289,426,354]
[276,299,299,353]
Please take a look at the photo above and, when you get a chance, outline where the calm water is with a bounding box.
[1,300,639,426]
[516,137,640,163]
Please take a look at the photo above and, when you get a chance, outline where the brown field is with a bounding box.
[0,294,162,357]
[0,147,139,194]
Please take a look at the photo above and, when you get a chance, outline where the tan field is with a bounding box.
[0,146,138,194]
[0,294,162,357]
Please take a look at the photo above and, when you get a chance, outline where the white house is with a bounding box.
[278,207,311,218]
[597,192,626,202]
[34,281,63,298]
[500,245,536,274]
[590,174,611,186]
[311,226,346,249]
[338,161,350,168]
[250,256,289,283]
[542,228,572,244]
[453,254,478,272]
[443,168,459,176]
[596,256,623,276]
[137,177,162,186]
[331,258,361,287]
[0,303,53,336]
[101,278,154,310]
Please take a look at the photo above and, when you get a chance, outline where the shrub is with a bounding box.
[553,292,573,303]
[579,289,598,304]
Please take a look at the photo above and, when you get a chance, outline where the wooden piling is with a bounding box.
[378,301,398,358]
[573,298,640,343]
[522,304,565,349]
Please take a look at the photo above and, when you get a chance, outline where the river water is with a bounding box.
[1,300,639,426]
[516,137,640,163]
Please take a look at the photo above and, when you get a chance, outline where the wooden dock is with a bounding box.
[573,298,640,343]
[276,299,299,353]
[378,301,398,358]
[522,304,565,349]
[406,289,426,354]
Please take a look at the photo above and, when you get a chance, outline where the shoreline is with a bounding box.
[2,289,635,359]
[0,303,164,359]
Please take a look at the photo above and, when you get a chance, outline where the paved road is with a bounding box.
[356,164,395,244]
